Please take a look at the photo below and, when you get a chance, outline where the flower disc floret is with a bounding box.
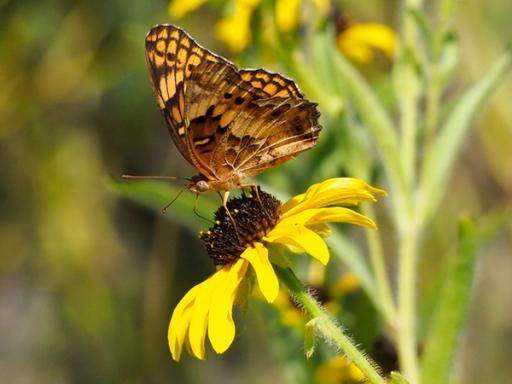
[199,189,282,265]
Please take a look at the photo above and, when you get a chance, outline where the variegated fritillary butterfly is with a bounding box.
[144,24,321,195]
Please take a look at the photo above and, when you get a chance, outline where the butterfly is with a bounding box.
[144,24,321,197]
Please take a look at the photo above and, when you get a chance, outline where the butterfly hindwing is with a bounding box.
[238,69,304,98]
[212,97,321,178]
[184,60,321,180]
[184,60,274,169]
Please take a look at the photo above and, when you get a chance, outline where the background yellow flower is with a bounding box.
[215,0,262,52]
[168,0,208,19]
[337,22,396,62]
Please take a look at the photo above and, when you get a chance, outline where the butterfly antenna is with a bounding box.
[161,188,185,214]
[122,174,192,181]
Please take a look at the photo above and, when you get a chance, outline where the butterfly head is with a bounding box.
[187,175,211,194]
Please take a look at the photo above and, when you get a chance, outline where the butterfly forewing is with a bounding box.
[145,25,226,175]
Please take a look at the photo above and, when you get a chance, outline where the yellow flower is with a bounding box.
[168,178,385,361]
[276,0,301,32]
[168,0,208,19]
[338,22,396,63]
[215,0,330,51]
[276,0,331,33]
[314,356,366,384]
[216,0,261,52]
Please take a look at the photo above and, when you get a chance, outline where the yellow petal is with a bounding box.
[188,272,223,359]
[208,259,248,353]
[168,282,206,361]
[308,223,332,237]
[266,224,329,265]
[276,0,301,32]
[282,178,386,217]
[215,0,261,52]
[279,207,376,229]
[168,0,207,19]
[240,243,279,303]
[338,22,396,62]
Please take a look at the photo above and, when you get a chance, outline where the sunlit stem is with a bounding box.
[395,1,424,383]
[397,221,421,384]
[275,266,387,384]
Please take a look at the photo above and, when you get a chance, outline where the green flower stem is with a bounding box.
[275,266,387,384]
[396,2,423,382]
[397,223,421,384]
[361,204,396,327]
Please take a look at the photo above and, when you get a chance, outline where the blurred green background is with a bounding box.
[1,0,511,383]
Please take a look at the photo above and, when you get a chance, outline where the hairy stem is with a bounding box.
[275,266,387,384]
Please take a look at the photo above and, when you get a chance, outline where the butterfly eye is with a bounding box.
[195,180,210,192]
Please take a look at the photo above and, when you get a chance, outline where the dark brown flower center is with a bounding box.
[198,188,282,265]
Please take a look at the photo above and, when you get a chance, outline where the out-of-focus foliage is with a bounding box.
[1,0,512,383]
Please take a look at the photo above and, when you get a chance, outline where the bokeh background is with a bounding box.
[1,0,511,383]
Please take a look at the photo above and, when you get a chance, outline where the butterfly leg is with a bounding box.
[222,191,242,243]
[240,183,272,219]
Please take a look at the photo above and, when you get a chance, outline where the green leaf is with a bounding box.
[438,32,459,86]
[108,178,218,231]
[420,216,478,384]
[331,47,408,228]
[408,7,433,56]
[304,318,317,359]
[419,48,512,224]
[390,371,411,384]
[328,229,377,307]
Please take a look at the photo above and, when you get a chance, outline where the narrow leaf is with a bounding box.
[328,229,377,307]
[304,319,317,359]
[108,178,218,231]
[419,49,512,224]
[390,371,411,384]
[420,216,478,384]
[332,47,408,226]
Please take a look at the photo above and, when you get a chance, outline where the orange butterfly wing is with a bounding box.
[185,60,321,183]
[145,24,227,178]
